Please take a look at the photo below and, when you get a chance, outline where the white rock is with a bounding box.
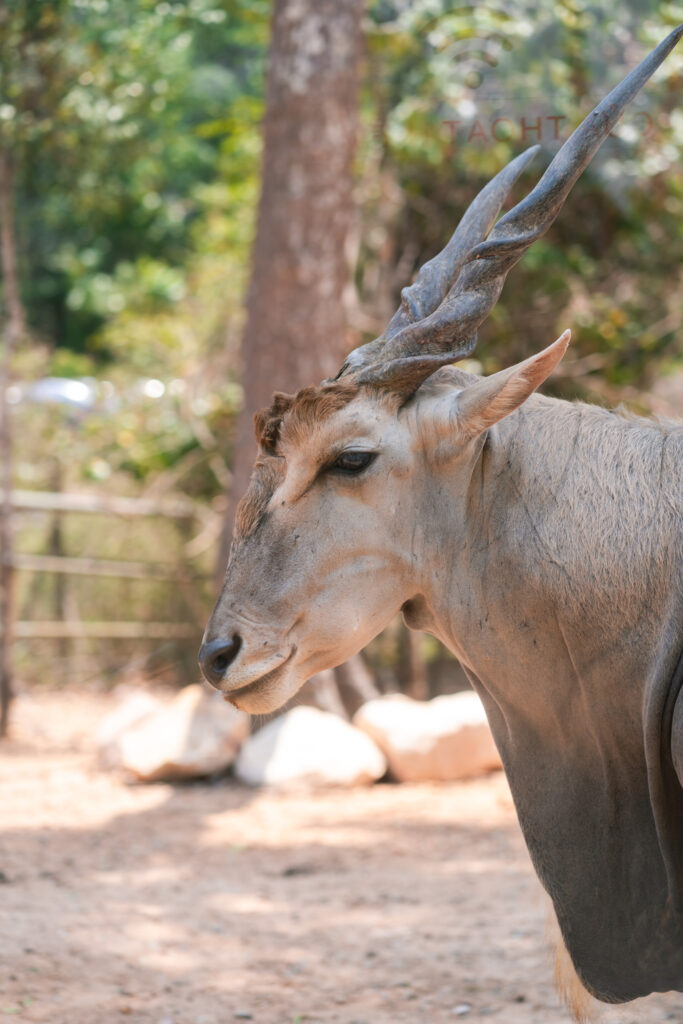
[235,706,386,788]
[96,688,163,768]
[118,684,249,782]
[353,692,501,782]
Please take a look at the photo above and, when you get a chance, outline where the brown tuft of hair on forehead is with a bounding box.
[254,392,294,454]
[254,381,360,454]
[235,381,361,542]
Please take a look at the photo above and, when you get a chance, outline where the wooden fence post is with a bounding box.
[0,150,23,737]
[0,360,14,736]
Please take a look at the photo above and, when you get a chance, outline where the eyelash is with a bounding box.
[330,450,376,474]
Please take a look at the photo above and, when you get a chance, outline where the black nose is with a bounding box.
[198,635,242,687]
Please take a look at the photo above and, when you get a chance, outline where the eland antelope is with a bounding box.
[201,26,683,1009]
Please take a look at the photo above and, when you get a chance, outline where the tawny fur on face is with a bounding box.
[206,385,421,713]
[203,334,571,713]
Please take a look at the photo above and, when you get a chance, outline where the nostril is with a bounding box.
[211,637,240,675]
[199,635,242,686]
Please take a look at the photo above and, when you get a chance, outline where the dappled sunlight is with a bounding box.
[2,691,683,1023]
[91,867,182,888]
[97,913,199,975]
[200,773,515,852]
[209,892,290,916]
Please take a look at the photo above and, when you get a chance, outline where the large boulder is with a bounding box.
[95,687,164,769]
[109,684,249,782]
[353,691,501,782]
[235,706,387,788]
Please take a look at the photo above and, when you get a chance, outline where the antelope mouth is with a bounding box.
[222,646,297,709]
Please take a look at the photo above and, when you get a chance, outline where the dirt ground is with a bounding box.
[2,691,682,1024]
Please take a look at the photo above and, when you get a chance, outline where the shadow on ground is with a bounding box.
[1,690,682,1024]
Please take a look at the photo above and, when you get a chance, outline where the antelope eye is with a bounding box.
[330,450,376,474]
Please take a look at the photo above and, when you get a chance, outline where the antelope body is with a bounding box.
[201,27,683,1007]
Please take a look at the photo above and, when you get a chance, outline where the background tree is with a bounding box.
[220,0,365,572]
[0,0,680,712]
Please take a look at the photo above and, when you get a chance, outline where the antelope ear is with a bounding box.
[452,330,571,438]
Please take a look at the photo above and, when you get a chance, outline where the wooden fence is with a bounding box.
[0,487,222,732]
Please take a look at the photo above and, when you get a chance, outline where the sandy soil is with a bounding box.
[1,690,682,1024]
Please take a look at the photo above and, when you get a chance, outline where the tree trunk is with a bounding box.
[218,0,363,574]
[0,150,24,737]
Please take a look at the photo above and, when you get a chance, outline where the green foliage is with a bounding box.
[2,2,269,690]
[5,0,680,498]
[1,0,267,355]
[361,0,682,402]
[3,0,680,691]
[2,0,267,487]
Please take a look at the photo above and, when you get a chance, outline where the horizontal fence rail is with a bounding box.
[1,487,214,646]
[1,488,207,520]
[9,552,210,581]
[12,621,199,640]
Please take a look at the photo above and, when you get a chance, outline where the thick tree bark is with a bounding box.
[218,0,363,575]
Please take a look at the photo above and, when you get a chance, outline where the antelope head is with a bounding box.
[199,27,682,713]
